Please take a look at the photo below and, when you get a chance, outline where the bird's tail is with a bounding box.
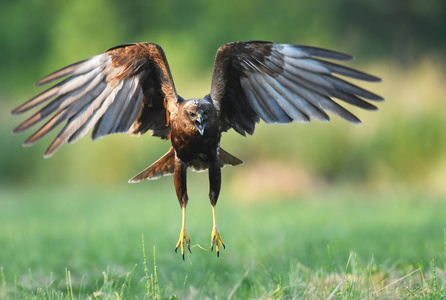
[189,148,244,172]
[128,147,176,182]
[128,147,243,183]
[220,148,243,166]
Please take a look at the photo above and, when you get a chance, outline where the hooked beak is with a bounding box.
[195,116,205,136]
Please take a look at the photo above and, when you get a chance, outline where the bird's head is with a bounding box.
[182,99,213,136]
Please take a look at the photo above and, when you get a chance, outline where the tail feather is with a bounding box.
[129,147,243,182]
[218,147,243,168]
[190,148,243,172]
[129,147,175,182]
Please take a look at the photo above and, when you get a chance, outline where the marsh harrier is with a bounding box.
[12,41,382,259]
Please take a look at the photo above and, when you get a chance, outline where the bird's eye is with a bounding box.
[189,112,196,118]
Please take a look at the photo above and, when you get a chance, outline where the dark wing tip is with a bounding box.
[292,45,355,61]
[373,94,384,101]
[365,91,384,102]
[35,78,47,86]
[345,113,362,125]
[368,75,382,83]
[35,59,89,86]
[359,74,382,83]
[12,124,25,134]
[43,141,59,158]
[349,70,382,83]
[11,106,23,115]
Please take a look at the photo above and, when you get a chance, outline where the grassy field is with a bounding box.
[2,2,446,299]
[1,179,445,299]
[2,51,445,300]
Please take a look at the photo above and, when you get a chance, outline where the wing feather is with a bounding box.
[210,41,382,135]
[68,81,124,144]
[281,45,354,61]
[309,58,381,82]
[12,43,178,157]
[277,72,361,124]
[92,77,136,139]
[117,86,144,133]
[47,84,115,154]
[247,73,292,123]
[240,76,276,123]
[36,54,106,86]
[14,71,106,134]
[23,110,69,147]
[264,75,328,122]
[22,80,108,146]
[12,77,73,114]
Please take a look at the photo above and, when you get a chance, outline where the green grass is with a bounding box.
[0,181,445,299]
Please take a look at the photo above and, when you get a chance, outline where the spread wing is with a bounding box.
[210,41,383,135]
[12,42,179,157]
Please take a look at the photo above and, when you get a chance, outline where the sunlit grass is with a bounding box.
[1,184,444,298]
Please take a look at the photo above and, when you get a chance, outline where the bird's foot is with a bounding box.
[175,227,191,260]
[210,226,225,257]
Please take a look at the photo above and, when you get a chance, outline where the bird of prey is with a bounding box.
[12,41,382,259]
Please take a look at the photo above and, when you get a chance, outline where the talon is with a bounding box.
[210,205,225,258]
[211,226,225,257]
[175,206,191,261]
[175,227,191,261]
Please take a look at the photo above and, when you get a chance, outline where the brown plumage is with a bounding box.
[12,41,383,259]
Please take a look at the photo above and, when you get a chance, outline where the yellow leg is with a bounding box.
[210,205,225,257]
[175,206,191,260]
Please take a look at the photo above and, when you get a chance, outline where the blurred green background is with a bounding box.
[1,1,446,297]
[1,0,445,195]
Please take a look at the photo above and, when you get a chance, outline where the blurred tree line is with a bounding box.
[1,0,445,95]
[1,0,445,190]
